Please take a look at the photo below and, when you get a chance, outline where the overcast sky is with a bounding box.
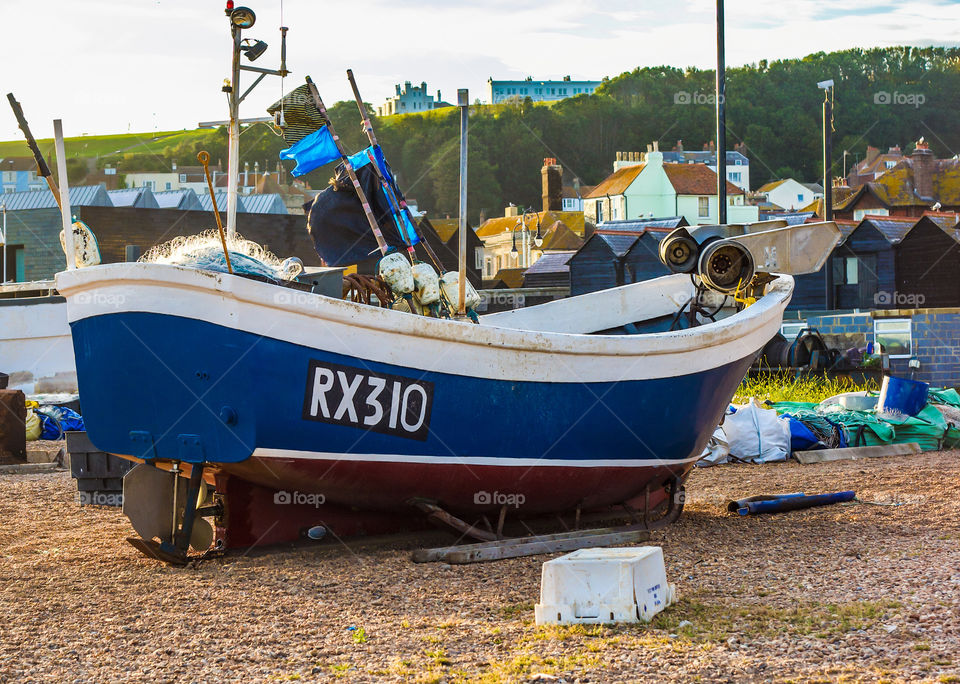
[2,0,959,142]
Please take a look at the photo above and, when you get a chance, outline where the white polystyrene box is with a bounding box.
[534,547,677,626]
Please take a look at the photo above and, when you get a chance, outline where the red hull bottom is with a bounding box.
[214,457,690,549]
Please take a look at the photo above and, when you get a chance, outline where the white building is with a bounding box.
[487,77,600,105]
[377,81,451,117]
[755,178,824,212]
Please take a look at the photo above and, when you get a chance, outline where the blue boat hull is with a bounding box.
[71,311,752,513]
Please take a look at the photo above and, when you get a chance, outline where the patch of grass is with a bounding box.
[649,596,901,642]
[914,642,932,651]
[938,676,959,683]
[328,663,350,678]
[734,371,879,405]
[499,602,533,618]
[351,627,367,644]
[424,649,451,666]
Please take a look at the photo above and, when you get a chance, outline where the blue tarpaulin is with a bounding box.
[279,126,340,177]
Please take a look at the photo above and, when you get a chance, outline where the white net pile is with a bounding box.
[140,230,302,281]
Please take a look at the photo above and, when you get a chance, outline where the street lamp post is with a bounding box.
[510,208,543,268]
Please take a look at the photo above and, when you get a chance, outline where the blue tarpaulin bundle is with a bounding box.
[304,149,420,266]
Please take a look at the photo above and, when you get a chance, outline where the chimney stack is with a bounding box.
[911,137,935,199]
[541,158,562,212]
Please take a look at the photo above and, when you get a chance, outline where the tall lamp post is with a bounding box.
[716,0,727,224]
[818,79,834,221]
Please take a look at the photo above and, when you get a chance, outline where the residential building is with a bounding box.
[661,141,752,191]
[377,81,452,117]
[754,178,824,212]
[487,76,600,104]
[833,139,960,219]
[1,157,46,194]
[476,208,586,281]
[583,144,758,226]
[847,145,906,187]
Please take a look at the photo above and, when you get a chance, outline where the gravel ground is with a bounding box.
[1,452,958,683]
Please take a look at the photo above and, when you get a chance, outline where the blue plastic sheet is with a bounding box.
[280,126,340,177]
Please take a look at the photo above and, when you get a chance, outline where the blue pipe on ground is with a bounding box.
[727,491,856,516]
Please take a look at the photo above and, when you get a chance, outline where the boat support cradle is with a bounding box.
[412,477,685,564]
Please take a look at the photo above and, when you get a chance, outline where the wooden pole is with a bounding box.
[344,69,445,271]
[304,77,388,255]
[52,120,76,271]
[197,151,233,274]
[457,89,469,316]
[7,93,63,208]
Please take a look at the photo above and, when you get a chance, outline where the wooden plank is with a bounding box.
[794,442,922,464]
[412,526,651,565]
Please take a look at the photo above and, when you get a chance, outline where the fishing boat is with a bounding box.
[44,3,840,563]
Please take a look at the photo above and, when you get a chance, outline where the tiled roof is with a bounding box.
[491,267,526,289]
[476,211,585,238]
[539,222,584,251]
[198,191,246,213]
[429,218,460,243]
[0,184,112,211]
[663,163,742,196]
[596,217,687,231]
[757,211,815,225]
[584,165,645,198]
[921,211,960,231]
[524,250,575,275]
[859,214,917,243]
[108,187,159,209]
[154,189,203,211]
[834,219,859,240]
[756,179,788,193]
[242,193,288,214]
[1,157,39,172]
[595,233,639,257]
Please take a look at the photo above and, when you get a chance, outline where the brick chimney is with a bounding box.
[541,158,562,212]
[911,138,935,200]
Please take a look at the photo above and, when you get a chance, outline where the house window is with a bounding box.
[611,200,619,220]
[729,172,741,183]
[853,208,889,221]
[595,200,604,223]
[885,161,895,169]
[484,257,492,277]
[798,193,804,202]
[144,180,155,189]
[845,257,859,285]
[165,182,172,190]
[698,196,709,217]
[496,255,502,273]
[179,174,187,182]
[474,246,484,270]
[874,318,912,358]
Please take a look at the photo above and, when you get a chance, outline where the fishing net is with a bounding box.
[267,84,327,145]
[140,230,303,282]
